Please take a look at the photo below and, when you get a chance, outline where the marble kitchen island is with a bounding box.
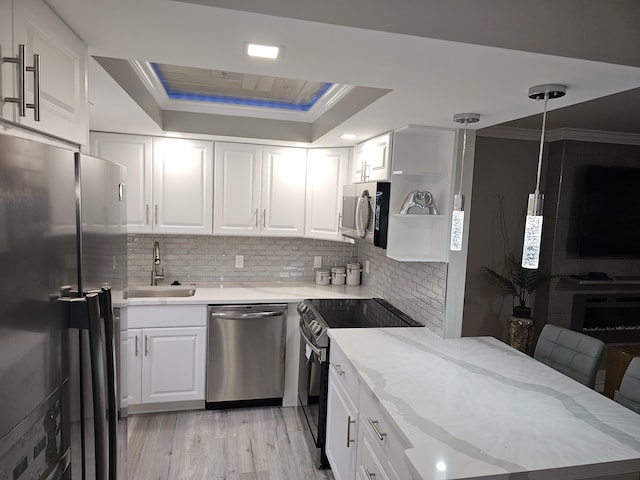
[328,328,640,480]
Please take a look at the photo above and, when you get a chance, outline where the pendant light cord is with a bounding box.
[458,120,468,195]
[535,93,549,194]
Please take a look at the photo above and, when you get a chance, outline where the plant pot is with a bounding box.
[508,316,534,355]
[512,306,532,319]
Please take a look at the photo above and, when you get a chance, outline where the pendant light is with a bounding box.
[450,113,480,251]
[521,84,566,269]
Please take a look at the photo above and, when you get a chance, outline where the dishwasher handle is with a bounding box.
[209,310,285,319]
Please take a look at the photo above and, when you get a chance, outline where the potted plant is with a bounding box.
[481,195,553,354]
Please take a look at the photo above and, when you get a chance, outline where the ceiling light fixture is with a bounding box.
[521,84,566,269]
[247,43,280,59]
[340,134,357,140]
[450,112,480,252]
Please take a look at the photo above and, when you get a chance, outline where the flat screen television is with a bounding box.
[577,165,640,257]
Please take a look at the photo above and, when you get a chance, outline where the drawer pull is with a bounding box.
[333,363,345,376]
[365,469,376,479]
[346,415,355,448]
[368,418,387,441]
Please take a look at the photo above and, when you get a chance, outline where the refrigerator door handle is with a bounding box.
[86,292,109,480]
[99,287,119,480]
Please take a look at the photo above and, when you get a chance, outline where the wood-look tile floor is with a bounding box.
[127,406,335,480]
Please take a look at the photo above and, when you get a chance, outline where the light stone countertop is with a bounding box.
[113,282,376,307]
[328,328,640,480]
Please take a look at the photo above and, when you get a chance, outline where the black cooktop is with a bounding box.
[304,298,420,328]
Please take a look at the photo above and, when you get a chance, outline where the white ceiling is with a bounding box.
[46,0,640,146]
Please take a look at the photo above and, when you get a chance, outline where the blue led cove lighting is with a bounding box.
[151,63,332,112]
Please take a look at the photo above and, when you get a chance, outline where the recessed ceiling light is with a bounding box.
[340,134,358,140]
[247,43,280,59]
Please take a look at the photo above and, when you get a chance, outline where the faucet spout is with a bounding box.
[151,241,165,285]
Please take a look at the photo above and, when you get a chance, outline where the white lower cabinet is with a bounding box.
[327,342,413,480]
[127,305,207,410]
[326,365,359,480]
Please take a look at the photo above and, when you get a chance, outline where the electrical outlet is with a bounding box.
[314,256,322,268]
[365,260,370,274]
[235,255,244,268]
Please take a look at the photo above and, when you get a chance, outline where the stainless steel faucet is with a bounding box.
[151,241,165,285]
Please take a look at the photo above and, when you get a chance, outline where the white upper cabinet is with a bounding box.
[2,0,88,145]
[214,142,307,237]
[91,133,213,235]
[152,138,213,235]
[350,133,392,183]
[213,142,262,235]
[261,146,307,236]
[91,133,153,233]
[305,147,350,241]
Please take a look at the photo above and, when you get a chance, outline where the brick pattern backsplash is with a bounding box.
[127,235,359,285]
[127,235,447,335]
[359,242,447,334]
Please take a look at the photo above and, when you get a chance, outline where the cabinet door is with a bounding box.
[213,142,262,235]
[13,0,88,145]
[126,329,142,407]
[152,138,213,235]
[141,327,206,404]
[351,133,391,183]
[306,148,349,241]
[261,146,307,237]
[326,367,358,480]
[0,1,14,121]
[91,133,153,233]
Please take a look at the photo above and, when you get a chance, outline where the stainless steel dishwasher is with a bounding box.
[206,304,287,407]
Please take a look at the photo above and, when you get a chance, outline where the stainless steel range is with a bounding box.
[296,298,420,468]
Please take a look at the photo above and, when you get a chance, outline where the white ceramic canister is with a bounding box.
[331,266,346,285]
[315,269,331,285]
[346,263,362,285]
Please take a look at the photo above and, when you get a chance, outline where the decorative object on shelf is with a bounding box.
[399,190,438,214]
[482,195,555,354]
[450,113,480,251]
[521,84,567,269]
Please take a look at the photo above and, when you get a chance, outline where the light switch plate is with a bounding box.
[314,256,322,268]
[235,255,244,268]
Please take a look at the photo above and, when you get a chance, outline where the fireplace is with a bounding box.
[571,293,640,343]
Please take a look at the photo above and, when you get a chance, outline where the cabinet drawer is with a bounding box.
[359,386,412,480]
[357,434,391,480]
[330,341,360,404]
[128,305,207,328]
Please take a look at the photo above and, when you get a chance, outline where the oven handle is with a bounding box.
[300,326,327,363]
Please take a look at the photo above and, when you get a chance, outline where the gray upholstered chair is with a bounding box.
[615,357,640,413]
[533,324,605,388]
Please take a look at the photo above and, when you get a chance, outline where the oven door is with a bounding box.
[297,323,328,467]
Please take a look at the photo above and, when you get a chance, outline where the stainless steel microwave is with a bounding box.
[341,181,390,248]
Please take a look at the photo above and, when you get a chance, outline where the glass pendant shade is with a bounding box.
[450,194,464,251]
[522,193,544,269]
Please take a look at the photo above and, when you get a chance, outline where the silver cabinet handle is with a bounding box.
[262,209,266,228]
[254,209,258,228]
[154,205,158,225]
[338,212,342,228]
[346,415,355,448]
[368,418,387,441]
[145,204,150,225]
[333,363,345,376]
[134,335,139,357]
[144,335,149,356]
[365,469,376,479]
[3,44,26,116]
[26,53,40,121]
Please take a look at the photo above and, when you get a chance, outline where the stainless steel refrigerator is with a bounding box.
[0,134,127,480]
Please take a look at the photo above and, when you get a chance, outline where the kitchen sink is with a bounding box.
[126,286,197,298]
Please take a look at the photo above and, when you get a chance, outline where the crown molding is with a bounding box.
[478,126,640,145]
